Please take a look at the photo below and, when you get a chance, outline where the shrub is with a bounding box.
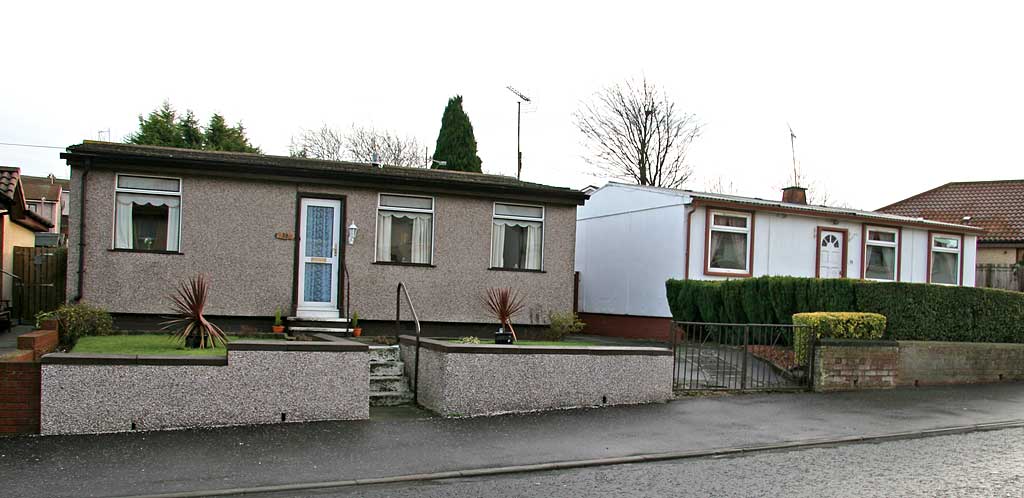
[457,336,481,344]
[547,312,586,341]
[665,276,1024,344]
[164,274,227,349]
[792,312,886,365]
[37,304,115,349]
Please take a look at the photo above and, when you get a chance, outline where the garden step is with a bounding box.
[288,326,353,335]
[370,360,404,376]
[286,317,349,323]
[370,390,414,407]
[369,345,400,362]
[369,375,407,393]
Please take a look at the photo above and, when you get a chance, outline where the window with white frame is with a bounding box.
[490,203,543,270]
[113,174,181,252]
[930,234,961,285]
[864,227,898,281]
[707,210,751,273]
[375,194,433,264]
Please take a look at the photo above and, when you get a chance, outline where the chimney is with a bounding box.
[782,186,807,205]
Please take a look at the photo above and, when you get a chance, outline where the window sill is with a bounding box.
[372,261,435,268]
[109,248,184,255]
[704,268,752,278]
[488,267,546,273]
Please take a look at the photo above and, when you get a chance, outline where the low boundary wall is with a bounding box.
[814,339,1024,391]
[399,336,673,417]
[40,339,369,435]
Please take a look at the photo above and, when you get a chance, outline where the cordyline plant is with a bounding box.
[163,274,228,349]
[482,287,526,342]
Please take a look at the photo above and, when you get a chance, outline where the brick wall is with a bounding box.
[17,329,59,361]
[898,341,1024,386]
[0,361,41,434]
[813,339,899,392]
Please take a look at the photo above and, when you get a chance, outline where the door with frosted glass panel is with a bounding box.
[297,198,342,318]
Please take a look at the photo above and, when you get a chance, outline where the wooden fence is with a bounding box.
[975,264,1023,292]
[12,246,67,321]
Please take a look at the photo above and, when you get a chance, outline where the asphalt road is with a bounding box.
[271,427,1024,497]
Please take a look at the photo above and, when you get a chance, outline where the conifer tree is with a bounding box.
[125,102,260,153]
[431,95,482,172]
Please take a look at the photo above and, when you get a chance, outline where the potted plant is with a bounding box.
[163,274,228,349]
[272,307,285,334]
[482,287,525,344]
[351,311,362,337]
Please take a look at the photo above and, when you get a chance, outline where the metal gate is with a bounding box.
[671,321,813,391]
[12,246,67,321]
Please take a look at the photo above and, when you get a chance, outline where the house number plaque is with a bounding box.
[275,231,295,240]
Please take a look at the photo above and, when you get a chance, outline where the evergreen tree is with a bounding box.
[431,95,482,172]
[178,110,204,149]
[127,101,183,147]
[204,114,261,153]
[125,102,260,153]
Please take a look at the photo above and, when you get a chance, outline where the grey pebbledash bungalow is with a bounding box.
[60,142,587,334]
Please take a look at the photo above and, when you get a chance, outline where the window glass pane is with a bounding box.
[712,214,747,229]
[495,203,543,219]
[380,194,432,210]
[933,237,959,250]
[931,252,959,284]
[376,212,432,264]
[865,245,896,280]
[709,230,748,270]
[131,204,169,251]
[491,220,542,270]
[118,175,180,192]
[868,230,896,243]
[303,263,332,302]
[304,205,334,258]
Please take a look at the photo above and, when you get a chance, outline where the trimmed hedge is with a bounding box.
[792,312,887,365]
[666,276,1024,343]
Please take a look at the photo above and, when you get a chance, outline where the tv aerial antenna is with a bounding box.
[507,86,532,180]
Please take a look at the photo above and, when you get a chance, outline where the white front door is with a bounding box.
[297,198,342,318]
[818,230,845,278]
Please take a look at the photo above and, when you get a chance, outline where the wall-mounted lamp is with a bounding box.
[347,222,358,245]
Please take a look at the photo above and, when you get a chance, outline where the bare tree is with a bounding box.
[703,175,739,195]
[574,78,701,188]
[781,170,850,208]
[290,125,425,167]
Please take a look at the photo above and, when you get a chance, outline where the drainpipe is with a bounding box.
[72,162,89,303]
[683,204,696,280]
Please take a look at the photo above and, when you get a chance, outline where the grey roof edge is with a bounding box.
[62,142,589,205]
[600,182,983,233]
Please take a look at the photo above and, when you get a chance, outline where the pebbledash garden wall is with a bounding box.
[40,339,369,435]
[814,339,1024,391]
[399,336,673,417]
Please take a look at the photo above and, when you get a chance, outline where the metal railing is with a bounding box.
[396,282,422,403]
[344,263,351,323]
[671,321,813,391]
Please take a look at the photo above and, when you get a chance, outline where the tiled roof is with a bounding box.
[0,166,20,204]
[878,180,1024,243]
[21,175,68,201]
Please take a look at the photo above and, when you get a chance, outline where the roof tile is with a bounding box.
[878,180,1024,242]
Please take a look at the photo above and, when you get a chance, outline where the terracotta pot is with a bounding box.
[272,325,285,334]
[352,327,362,337]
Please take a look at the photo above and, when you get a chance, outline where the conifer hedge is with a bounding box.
[665,276,1024,343]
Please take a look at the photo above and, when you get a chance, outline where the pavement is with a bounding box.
[0,324,32,357]
[2,382,1024,498]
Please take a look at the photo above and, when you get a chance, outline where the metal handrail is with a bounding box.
[344,263,351,324]
[396,282,422,403]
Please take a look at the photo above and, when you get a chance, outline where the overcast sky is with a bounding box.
[3,1,1022,209]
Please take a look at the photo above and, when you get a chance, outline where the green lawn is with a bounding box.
[72,335,283,357]
[444,339,599,347]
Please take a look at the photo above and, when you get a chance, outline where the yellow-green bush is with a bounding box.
[793,312,887,365]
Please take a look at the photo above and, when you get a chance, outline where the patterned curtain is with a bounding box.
[304,205,334,302]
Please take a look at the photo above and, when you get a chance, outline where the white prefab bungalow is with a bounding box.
[575,182,983,338]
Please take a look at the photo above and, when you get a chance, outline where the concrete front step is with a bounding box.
[369,345,400,362]
[286,316,349,323]
[370,375,407,393]
[288,326,353,335]
[370,360,404,376]
[370,390,414,407]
